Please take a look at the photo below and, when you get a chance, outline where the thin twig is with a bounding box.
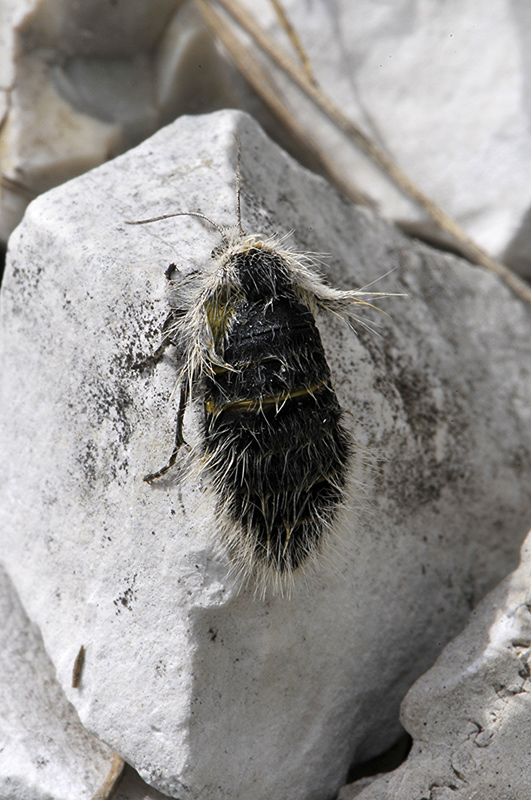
[269,0,317,85]
[91,753,125,800]
[205,0,531,305]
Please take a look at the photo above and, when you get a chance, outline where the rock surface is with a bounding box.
[0,559,176,800]
[0,564,116,799]
[341,530,531,800]
[1,109,531,799]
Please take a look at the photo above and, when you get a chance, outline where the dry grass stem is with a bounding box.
[269,0,317,85]
[90,753,125,800]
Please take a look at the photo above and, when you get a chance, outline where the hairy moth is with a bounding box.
[130,145,393,594]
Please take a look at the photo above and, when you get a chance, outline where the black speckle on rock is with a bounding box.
[113,573,137,614]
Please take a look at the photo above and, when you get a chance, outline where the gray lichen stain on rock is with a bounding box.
[75,356,136,490]
[359,324,473,511]
[384,374,471,510]
[394,366,440,442]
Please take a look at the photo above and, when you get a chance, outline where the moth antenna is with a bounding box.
[357,267,398,292]
[126,211,229,245]
[234,136,244,237]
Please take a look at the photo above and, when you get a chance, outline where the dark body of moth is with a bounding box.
[201,244,351,576]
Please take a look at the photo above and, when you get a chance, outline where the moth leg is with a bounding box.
[144,381,190,483]
[137,336,172,370]
[133,311,184,371]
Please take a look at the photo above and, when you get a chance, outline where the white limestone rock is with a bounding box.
[1,109,531,799]
[0,563,117,799]
[344,530,531,800]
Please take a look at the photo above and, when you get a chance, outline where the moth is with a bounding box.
[129,144,393,594]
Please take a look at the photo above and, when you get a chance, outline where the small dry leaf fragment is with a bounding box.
[72,644,85,688]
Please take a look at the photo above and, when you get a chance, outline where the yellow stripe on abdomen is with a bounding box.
[205,381,326,415]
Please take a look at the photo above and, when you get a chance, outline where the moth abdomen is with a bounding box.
[207,294,327,401]
[202,254,352,579]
